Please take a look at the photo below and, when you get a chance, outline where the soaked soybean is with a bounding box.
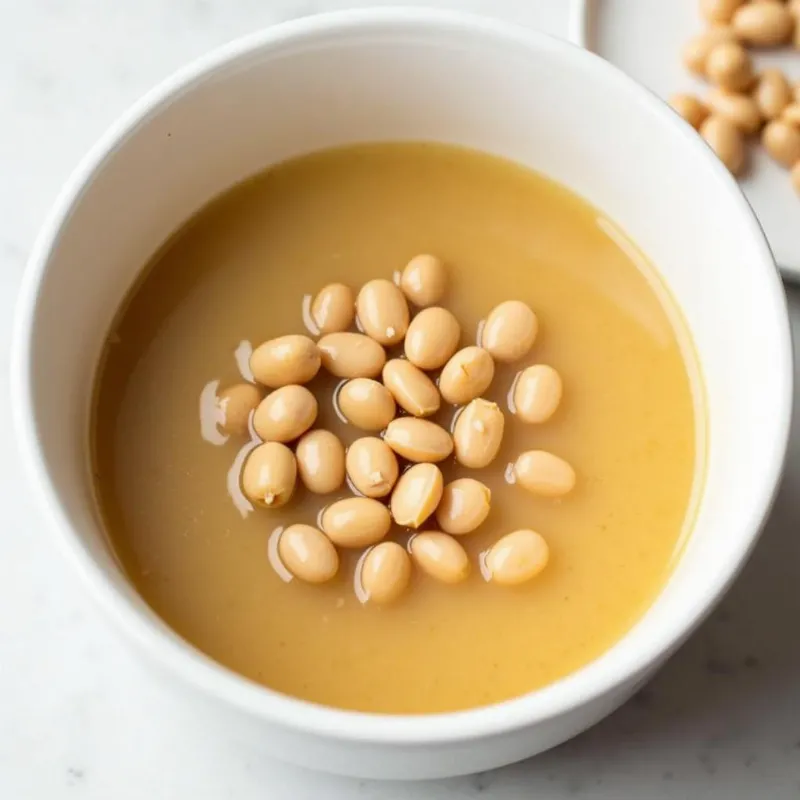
[92,143,700,715]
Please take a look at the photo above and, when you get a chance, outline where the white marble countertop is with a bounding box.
[2,1,800,797]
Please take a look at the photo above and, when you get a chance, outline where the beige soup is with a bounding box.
[92,143,702,714]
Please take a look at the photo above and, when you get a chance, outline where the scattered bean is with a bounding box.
[481,301,538,363]
[253,384,318,443]
[732,1,794,47]
[669,93,710,130]
[410,532,470,584]
[321,497,392,548]
[762,119,800,165]
[513,365,563,423]
[700,0,744,25]
[250,334,321,388]
[453,398,505,469]
[337,378,396,431]
[295,429,345,494]
[682,27,736,76]
[278,524,339,583]
[706,88,762,134]
[485,529,550,586]
[346,437,399,498]
[390,463,444,529]
[753,69,792,120]
[438,346,495,406]
[241,442,297,508]
[318,332,386,379]
[356,279,410,346]
[435,478,491,535]
[404,307,461,370]
[706,42,754,91]
[514,450,576,497]
[781,102,800,127]
[359,542,411,604]
[400,254,447,307]
[217,383,263,436]
[384,417,454,463]
[311,283,355,334]
[382,358,441,417]
[700,115,746,174]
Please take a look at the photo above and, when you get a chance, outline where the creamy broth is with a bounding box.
[92,143,701,714]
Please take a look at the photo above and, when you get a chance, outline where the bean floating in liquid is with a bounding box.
[410,532,470,584]
[250,334,321,388]
[241,442,297,508]
[295,429,346,494]
[217,382,263,436]
[278,524,339,583]
[400,254,447,307]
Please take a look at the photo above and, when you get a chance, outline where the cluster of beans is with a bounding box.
[214,255,574,604]
[670,0,800,192]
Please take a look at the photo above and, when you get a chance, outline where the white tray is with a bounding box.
[581,0,800,281]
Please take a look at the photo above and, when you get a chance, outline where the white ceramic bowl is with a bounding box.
[11,8,793,781]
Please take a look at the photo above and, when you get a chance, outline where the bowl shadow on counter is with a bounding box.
[483,284,800,791]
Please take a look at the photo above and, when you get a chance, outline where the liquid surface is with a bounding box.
[93,143,700,714]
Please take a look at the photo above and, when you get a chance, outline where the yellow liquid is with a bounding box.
[92,143,701,714]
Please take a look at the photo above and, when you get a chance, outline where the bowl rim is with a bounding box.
[10,7,793,745]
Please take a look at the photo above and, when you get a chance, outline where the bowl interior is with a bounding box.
[15,11,791,738]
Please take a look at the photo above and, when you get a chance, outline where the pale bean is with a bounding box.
[400,254,447,307]
[318,332,386,379]
[217,383,263,436]
[706,88,762,134]
[486,530,549,586]
[241,442,296,508]
[321,497,391,548]
[311,283,355,335]
[384,418,454,463]
[753,69,792,120]
[337,378,396,431]
[453,398,505,469]
[346,437,399,498]
[435,478,491,535]
[356,279,410,346]
[705,42,754,91]
[390,463,444,529]
[682,27,736,76]
[669,93,710,130]
[295,429,345,494]
[781,102,800,127]
[700,0,744,24]
[514,450,576,497]
[410,532,470,584]
[404,307,461,370]
[382,359,441,417]
[481,301,538,363]
[278,524,339,583]
[253,385,317,443]
[762,119,800,165]
[359,542,411,605]
[513,365,563,424]
[732,1,794,46]
[791,161,800,194]
[438,347,495,406]
[250,334,321,388]
[700,115,746,175]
